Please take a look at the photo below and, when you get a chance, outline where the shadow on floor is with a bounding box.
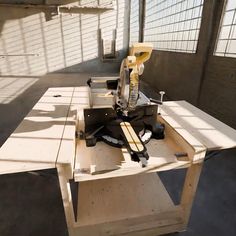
[0,169,68,236]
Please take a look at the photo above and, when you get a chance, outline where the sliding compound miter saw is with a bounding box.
[80,43,165,167]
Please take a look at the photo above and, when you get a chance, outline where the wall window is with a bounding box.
[144,0,204,53]
[129,0,140,45]
[215,0,236,58]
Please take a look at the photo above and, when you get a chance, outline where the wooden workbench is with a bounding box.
[0,86,236,236]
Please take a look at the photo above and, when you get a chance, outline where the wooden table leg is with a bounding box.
[180,163,203,228]
[57,165,76,230]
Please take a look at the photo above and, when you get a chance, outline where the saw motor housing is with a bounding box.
[82,43,165,167]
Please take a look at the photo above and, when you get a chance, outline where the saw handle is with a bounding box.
[149,98,163,105]
[129,43,153,65]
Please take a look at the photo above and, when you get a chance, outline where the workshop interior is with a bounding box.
[0,0,236,236]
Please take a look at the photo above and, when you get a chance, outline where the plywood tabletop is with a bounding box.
[1,86,235,175]
[0,87,88,174]
[161,101,236,151]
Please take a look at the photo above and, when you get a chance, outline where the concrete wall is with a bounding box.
[198,0,236,129]
[198,56,236,128]
[141,0,236,128]
[0,0,129,76]
[141,0,215,105]
[141,51,204,104]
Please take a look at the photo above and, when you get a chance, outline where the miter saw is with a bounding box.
[81,43,165,167]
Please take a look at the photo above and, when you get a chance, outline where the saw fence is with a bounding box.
[0,86,236,236]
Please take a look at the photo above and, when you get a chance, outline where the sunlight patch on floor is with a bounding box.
[0,76,39,104]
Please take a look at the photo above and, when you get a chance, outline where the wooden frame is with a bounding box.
[57,117,206,236]
[1,86,236,236]
[56,86,208,236]
[58,165,204,236]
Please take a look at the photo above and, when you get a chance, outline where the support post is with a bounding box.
[180,163,203,227]
[139,0,146,42]
[57,165,76,229]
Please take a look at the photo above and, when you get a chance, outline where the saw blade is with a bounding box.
[116,59,129,109]
[102,135,124,147]
[140,129,152,144]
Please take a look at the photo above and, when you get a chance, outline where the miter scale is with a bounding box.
[80,43,165,167]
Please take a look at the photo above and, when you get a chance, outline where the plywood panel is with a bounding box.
[161,101,236,150]
[56,105,77,165]
[74,136,191,182]
[0,87,77,174]
[76,173,175,226]
[75,140,124,174]
[37,87,74,104]
[0,161,54,175]
[0,103,70,164]
[57,86,91,165]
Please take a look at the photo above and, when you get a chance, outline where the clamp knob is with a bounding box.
[159,91,165,103]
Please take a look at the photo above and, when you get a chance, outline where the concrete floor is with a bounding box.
[0,73,236,236]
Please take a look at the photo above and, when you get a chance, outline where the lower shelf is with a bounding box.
[70,173,184,236]
[71,212,184,236]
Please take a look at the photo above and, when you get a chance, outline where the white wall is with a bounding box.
[0,0,129,76]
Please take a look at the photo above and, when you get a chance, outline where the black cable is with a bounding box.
[204,150,221,162]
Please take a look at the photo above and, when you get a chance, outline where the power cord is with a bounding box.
[204,150,221,162]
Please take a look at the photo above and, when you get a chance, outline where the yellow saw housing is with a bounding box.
[117,43,153,111]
